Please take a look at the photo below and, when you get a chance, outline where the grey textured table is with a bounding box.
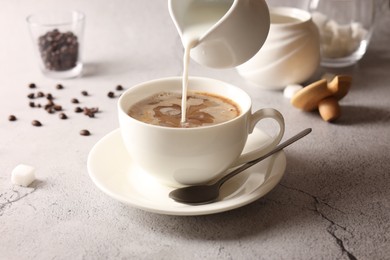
[1,1,389,259]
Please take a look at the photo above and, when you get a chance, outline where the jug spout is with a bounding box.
[169,0,270,69]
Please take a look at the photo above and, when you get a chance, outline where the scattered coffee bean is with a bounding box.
[38,29,79,71]
[80,129,90,136]
[44,100,55,110]
[74,106,83,113]
[116,85,123,91]
[32,120,42,127]
[46,107,55,114]
[17,81,113,136]
[59,113,67,120]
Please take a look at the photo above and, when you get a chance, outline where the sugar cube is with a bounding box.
[11,164,36,187]
[284,84,303,99]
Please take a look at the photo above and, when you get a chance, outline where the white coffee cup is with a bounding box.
[118,77,285,187]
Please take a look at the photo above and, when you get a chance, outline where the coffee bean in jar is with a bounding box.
[38,29,79,71]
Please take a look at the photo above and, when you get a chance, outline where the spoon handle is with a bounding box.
[217,128,312,187]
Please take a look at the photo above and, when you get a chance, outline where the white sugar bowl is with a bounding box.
[236,7,320,90]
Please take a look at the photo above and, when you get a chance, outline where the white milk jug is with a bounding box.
[168,0,270,68]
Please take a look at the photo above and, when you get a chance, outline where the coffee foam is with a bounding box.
[128,91,240,128]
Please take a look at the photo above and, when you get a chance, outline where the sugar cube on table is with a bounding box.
[283,84,303,99]
[11,164,36,187]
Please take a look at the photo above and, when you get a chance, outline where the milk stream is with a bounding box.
[179,1,232,124]
[181,39,198,124]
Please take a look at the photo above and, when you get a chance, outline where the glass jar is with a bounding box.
[27,10,85,79]
[309,0,375,67]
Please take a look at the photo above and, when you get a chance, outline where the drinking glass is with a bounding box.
[27,10,85,79]
[309,0,375,67]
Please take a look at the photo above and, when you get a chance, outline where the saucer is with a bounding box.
[87,128,286,216]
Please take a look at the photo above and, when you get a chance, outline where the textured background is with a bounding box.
[1,0,389,259]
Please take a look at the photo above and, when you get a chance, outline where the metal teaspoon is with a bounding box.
[169,128,312,204]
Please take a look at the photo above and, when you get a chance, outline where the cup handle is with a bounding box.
[232,108,285,167]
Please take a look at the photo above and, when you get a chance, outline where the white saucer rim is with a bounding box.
[87,128,286,216]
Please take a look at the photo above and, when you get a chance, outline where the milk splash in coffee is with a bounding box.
[128,91,239,128]
[180,0,233,125]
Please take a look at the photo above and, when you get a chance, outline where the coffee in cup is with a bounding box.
[127,91,240,128]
